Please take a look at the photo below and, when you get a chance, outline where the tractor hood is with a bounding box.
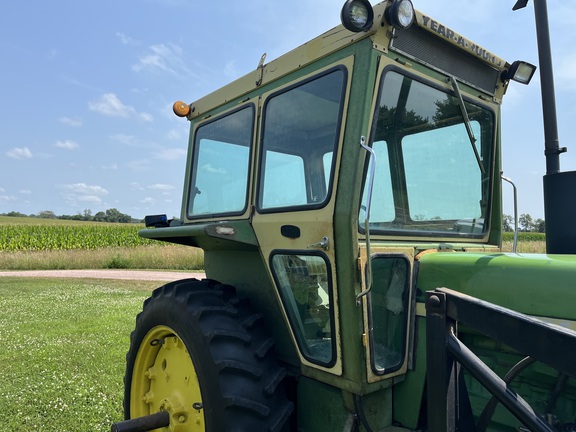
[417,252,576,321]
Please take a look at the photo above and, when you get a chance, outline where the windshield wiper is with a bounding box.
[449,76,485,174]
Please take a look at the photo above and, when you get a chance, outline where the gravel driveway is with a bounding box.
[0,269,205,281]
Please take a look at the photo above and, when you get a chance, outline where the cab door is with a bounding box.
[251,57,354,375]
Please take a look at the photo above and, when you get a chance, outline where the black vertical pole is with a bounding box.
[529,0,575,253]
[532,0,563,175]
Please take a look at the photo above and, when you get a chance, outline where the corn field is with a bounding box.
[0,217,545,253]
[0,224,157,251]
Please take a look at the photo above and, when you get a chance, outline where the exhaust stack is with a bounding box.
[518,0,575,254]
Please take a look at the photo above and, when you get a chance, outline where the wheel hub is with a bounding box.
[131,326,205,431]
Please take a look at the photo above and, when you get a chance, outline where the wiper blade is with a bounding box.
[449,75,485,174]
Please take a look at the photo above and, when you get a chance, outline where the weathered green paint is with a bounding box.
[332,39,382,393]
[139,220,259,250]
[417,252,576,320]
[296,377,394,432]
[296,378,350,431]
[393,317,427,429]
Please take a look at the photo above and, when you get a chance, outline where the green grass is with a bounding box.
[0,245,204,271]
[501,241,546,253]
[0,278,160,431]
[502,232,546,253]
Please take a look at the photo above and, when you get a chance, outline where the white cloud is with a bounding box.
[132,43,196,79]
[88,93,153,122]
[133,44,178,74]
[139,112,154,122]
[61,183,109,196]
[101,163,118,171]
[54,140,79,150]
[134,53,171,74]
[116,32,137,46]
[20,189,32,195]
[58,116,83,127]
[148,183,175,191]
[6,147,33,160]
[140,197,156,205]
[59,183,109,207]
[130,182,145,191]
[89,93,133,117]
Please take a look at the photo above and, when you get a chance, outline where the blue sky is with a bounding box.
[1,1,574,220]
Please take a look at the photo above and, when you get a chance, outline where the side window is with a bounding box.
[368,255,410,374]
[258,68,346,212]
[188,106,253,218]
[271,253,335,366]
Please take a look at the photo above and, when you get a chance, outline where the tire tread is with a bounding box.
[123,278,293,431]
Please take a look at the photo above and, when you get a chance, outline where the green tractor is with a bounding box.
[112,1,576,431]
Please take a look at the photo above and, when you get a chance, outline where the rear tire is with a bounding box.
[124,278,293,431]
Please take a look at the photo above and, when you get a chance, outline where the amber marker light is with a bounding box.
[173,100,191,117]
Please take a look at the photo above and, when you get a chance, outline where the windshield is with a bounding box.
[361,69,494,236]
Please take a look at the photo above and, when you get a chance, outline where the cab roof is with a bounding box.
[186,2,508,119]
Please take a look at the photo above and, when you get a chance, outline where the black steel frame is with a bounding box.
[425,287,576,432]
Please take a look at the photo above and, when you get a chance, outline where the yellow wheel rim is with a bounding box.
[131,325,205,431]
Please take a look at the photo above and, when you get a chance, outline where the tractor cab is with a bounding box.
[114,2,576,432]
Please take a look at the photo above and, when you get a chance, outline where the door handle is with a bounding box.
[307,236,329,251]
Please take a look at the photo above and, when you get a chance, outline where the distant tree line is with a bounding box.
[3,209,544,230]
[1,208,141,223]
[503,214,545,233]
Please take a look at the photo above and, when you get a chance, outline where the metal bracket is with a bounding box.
[255,53,267,86]
[544,146,567,156]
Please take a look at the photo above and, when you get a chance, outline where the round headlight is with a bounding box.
[341,0,375,33]
[386,0,415,30]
